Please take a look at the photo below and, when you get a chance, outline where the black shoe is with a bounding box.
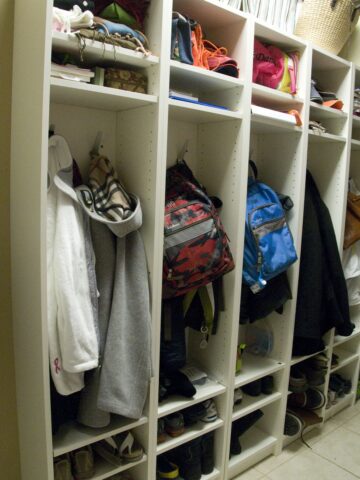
[230,409,264,457]
[182,403,207,426]
[234,409,264,436]
[261,376,274,395]
[230,426,241,456]
[175,437,202,480]
[242,379,262,396]
[201,432,214,475]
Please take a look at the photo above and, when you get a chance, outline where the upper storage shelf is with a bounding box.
[50,77,158,111]
[252,83,304,110]
[52,32,159,69]
[172,0,246,28]
[170,60,243,94]
[168,98,242,123]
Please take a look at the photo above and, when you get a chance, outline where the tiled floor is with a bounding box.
[234,401,360,480]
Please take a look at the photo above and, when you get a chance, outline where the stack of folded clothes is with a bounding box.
[51,61,94,82]
[52,1,151,56]
[354,88,360,117]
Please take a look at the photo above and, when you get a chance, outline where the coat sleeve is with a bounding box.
[53,189,99,373]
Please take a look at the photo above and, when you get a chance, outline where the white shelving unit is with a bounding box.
[10,1,360,479]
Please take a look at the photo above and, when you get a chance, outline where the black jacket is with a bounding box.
[293,172,354,355]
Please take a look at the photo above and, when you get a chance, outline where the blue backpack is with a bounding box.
[243,164,298,293]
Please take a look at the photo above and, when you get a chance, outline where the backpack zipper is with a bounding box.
[248,202,282,273]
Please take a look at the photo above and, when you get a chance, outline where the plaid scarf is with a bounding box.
[89,154,134,221]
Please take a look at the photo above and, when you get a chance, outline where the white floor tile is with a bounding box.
[255,440,305,474]
[330,405,359,425]
[302,418,340,446]
[266,449,358,480]
[232,467,264,479]
[342,411,360,434]
[312,426,360,476]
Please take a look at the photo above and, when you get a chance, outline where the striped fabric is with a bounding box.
[89,155,134,221]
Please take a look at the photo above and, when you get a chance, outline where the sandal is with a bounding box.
[93,432,143,466]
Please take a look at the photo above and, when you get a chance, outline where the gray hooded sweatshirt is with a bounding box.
[52,138,152,426]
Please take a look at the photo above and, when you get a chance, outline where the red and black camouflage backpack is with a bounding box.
[163,160,235,299]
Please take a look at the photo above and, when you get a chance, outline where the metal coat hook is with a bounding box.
[178,139,190,162]
[91,131,104,156]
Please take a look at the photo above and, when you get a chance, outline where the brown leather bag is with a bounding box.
[344,192,360,249]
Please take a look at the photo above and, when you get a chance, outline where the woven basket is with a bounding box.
[295,0,359,54]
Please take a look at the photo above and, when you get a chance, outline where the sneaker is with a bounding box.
[201,432,215,475]
[182,403,206,426]
[284,411,303,436]
[288,388,325,411]
[54,454,73,480]
[164,413,185,437]
[289,367,308,393]
[200,399,218,423]
[233,388,243,406]
[70,446,95,479]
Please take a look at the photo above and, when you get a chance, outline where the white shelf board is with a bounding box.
[254,18,306,50]
[52,31,159,68]
[334,325,360,347]
[234,355,285,389]
[252,83,304,110]
[351,139,360,151]
[330,349,359,373]
[228,427,277,477]
[170,60,243,93]
[232,392,282,422]
[172,0,246,28]
[158,378,226,419]
[309,101,347,120]
[291,346,328,366]
[50,77,157,111]
[156,418,223,455]
[91,454,147,480]
[324,392,355,421]
[312,45,351,71]
[308,130,346,144]
[168,98,242,123]
[251,112,302,134]
[53,416,147,457]
[353,115,360,128]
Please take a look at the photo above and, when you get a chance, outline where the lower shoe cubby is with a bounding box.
[157,426,223,480]
[53,423,148,480]
[331,339,360,373]
[228,400,280,478]
[325,360,359,421]
[233,370,283,422]
[157,393,225,456]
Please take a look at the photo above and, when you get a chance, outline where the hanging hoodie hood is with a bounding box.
[49,135,142,238]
